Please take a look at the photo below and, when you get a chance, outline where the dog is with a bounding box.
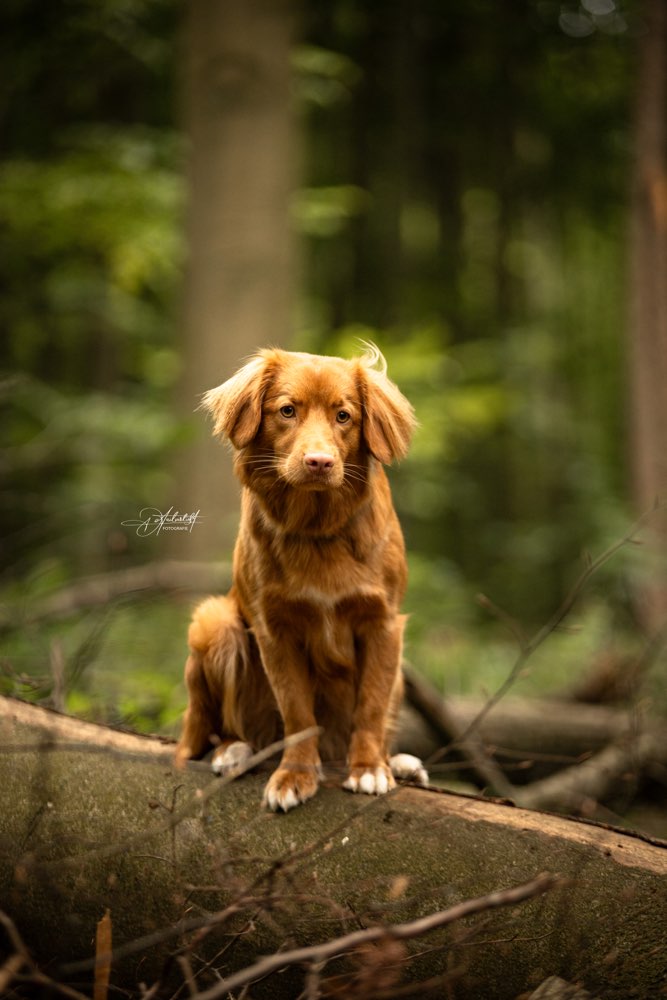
[175,344,427,811]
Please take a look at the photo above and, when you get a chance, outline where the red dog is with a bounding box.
[176,345,427,810]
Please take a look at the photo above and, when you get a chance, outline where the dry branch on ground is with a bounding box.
[401,671,667,818]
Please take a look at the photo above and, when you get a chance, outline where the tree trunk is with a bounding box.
[1,697,666,1000]
[628,0,667,629]
[171,0,298,560]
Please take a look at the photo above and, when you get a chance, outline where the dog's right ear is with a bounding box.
[200,354,269,448]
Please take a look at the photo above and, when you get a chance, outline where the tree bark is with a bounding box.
[172,0,298,560]
[1,697,666,1000]
[628,0,667,628]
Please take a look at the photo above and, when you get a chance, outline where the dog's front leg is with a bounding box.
[344,620,403,796]
[257,634,322,812]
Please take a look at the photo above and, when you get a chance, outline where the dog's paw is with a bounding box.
[343,765,396,796]
[211,741,253,776]
[389,752,429,786]
[263,765,321,812]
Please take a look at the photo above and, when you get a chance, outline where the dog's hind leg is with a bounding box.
[175,595,252,767]
[175,647,219,765]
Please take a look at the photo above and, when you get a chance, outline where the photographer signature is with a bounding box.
[121,507,202,537]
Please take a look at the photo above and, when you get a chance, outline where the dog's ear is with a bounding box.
[200,354,271,448]
[358,347,416,464]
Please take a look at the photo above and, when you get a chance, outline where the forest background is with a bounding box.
[1,0,666,792]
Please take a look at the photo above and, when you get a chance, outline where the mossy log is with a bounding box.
[1,697,666,1000]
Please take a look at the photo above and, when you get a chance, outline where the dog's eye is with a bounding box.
[280,405,296,419]
[336,410,351,424]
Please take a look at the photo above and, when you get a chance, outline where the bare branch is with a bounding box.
[0,911,91,1000]
[188,873,560,1000]
[0,560,231,632]
[516,729,666,812]
[402,665,516,799]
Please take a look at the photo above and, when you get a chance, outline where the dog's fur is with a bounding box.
[176,345,426,810]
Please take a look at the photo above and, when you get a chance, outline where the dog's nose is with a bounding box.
[304,452,335,472]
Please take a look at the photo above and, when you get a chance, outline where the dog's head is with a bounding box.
[201,345,415,490]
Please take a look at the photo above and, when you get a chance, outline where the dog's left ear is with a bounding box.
[359,355,416,464]
[200,353,269,448]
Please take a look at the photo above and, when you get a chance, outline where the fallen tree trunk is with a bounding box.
[399,696,649,769]
[1,697,666,1000]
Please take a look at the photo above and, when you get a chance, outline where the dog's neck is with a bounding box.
[240,464,376,541]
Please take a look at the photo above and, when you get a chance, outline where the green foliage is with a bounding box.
[292,186,369,238]
[0,122,186,571]
[292,43,362,107]
[0,126,184,386]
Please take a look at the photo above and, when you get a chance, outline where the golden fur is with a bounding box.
[176,345,423,810]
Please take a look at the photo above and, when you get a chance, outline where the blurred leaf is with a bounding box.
[292,44,361,106]
[292,186,370,237]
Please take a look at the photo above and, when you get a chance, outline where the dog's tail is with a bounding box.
[175,596,249,764]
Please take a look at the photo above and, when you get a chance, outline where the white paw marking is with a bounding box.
[389,752,429,786]
[359,770,377,795]
[262,765,322,812]
[262,782,313,813]
[211,741,253,776]
[343,767,395,796]
[264,785,300,812]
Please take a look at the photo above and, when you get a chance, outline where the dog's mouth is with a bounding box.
[281,452,345,490]
[294,467,342,490]
[302,468,339,489]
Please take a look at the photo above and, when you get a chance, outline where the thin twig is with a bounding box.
[187,873,560,1000]
[402,666,516,799]
[0,910,91,1000]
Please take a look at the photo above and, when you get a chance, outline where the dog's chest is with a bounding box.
[290,536,370,589]
[261,580,387,672]
[258,539,390,665]
[239,511,400,664]
[273,541,387,624]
